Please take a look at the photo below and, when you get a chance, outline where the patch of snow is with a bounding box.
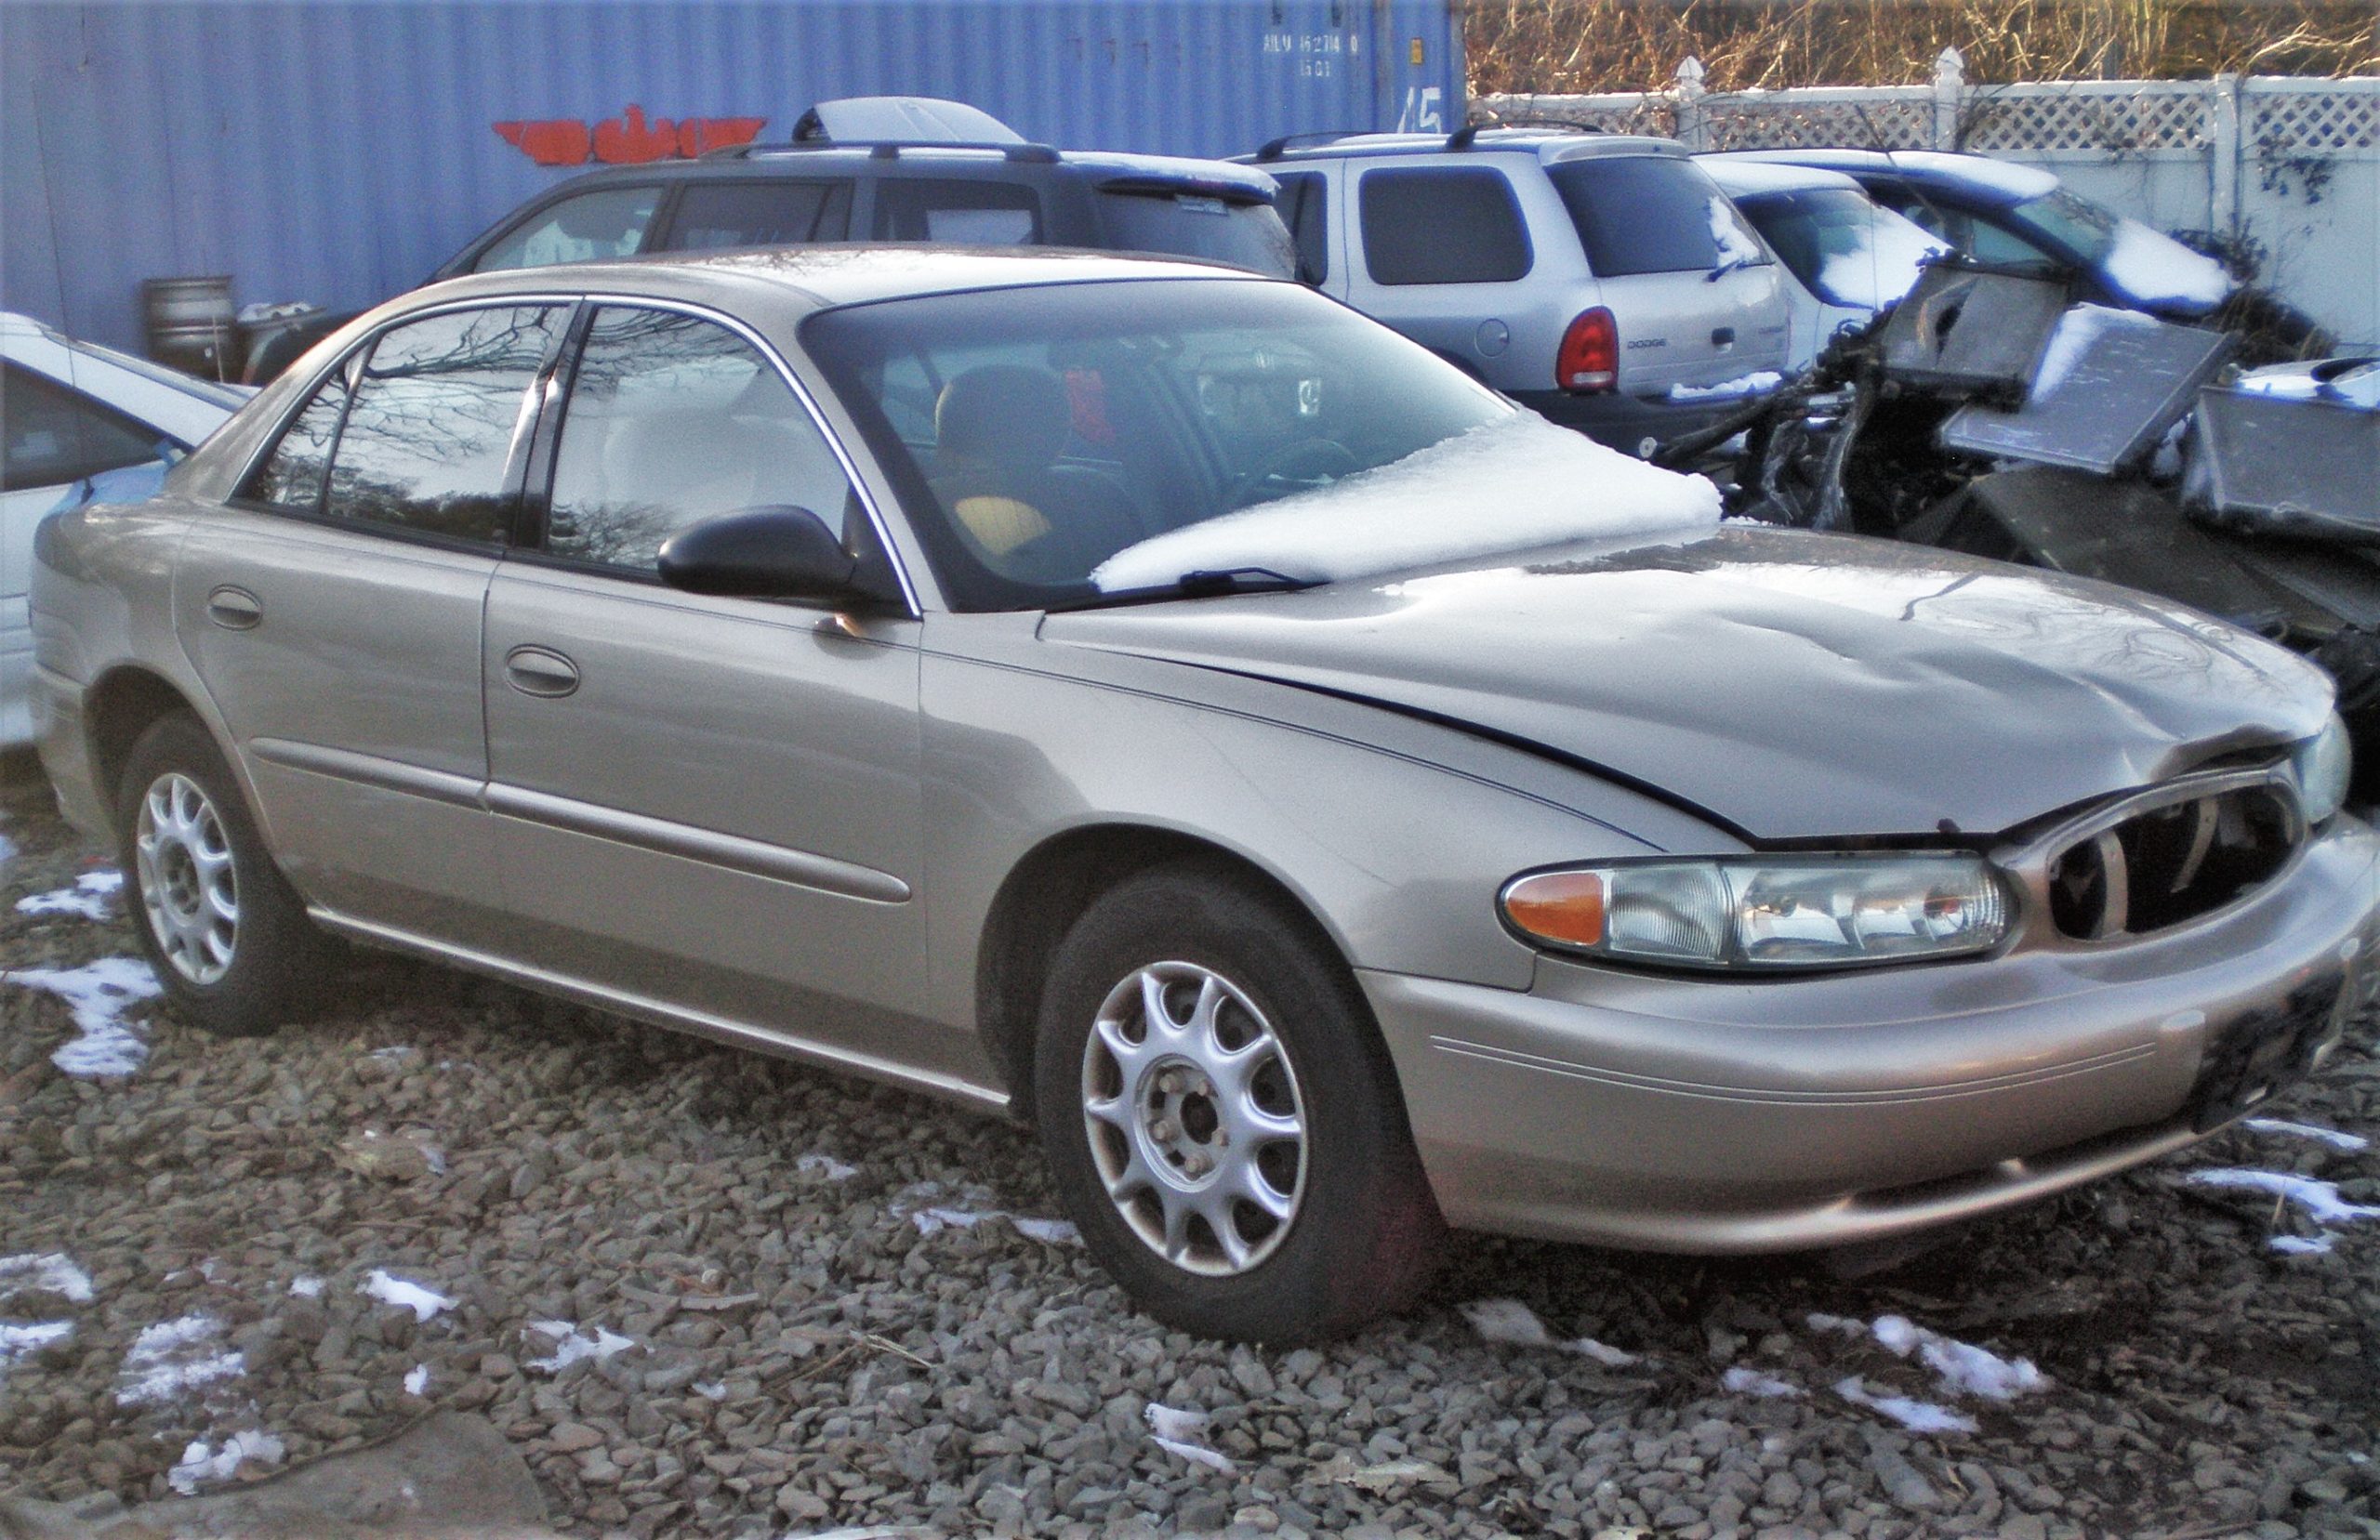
[288,1276,324,1298]
[117,1315,244,1406]
[1833,1375,1978,1434]
[526,1320,634,1373]
[1897,151,2058,200]
[368,1045,417,1062]
[403,1363,430,1395]
[2100,218,2232,310]
[361,1270,455,1323]
[1144,1403,1210,1441]
[1808,1312,2043,1402]
[2029,304,2166,398]
[16,869,125,921]
[889,1180,1077,1244]
[1710,194,1765,271]
[0,830,15,863]
[2243,1118,2369,1152]
[2236,370,2325,400]
[694,1379,728,1401]
[2186,1168,2380,1227]
[0,1253,95,1304]
[1670,370,1783,403]
[795,1153,858,1181]
[1091,415,1721,593]
[1814,209,1947,310]
[1722,1365,1804,1399]
[0,1321,73,1373]
[5,956,164,1078]
[1701,156,1860,196]
[2271,1233,2337,1256]
[167,1428,284,1495]
[1460,1298,1640,1365]
[1151,1434,1236,1472]
[1009,1217,1081,1245]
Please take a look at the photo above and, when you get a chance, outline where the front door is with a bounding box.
[176,303,568,944]
[481,305,942,1076]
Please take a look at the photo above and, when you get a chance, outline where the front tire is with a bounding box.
[115,712,328,1034]
[1034,862,1446,1342]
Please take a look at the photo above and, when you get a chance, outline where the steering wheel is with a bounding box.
[1223,439,1360,510]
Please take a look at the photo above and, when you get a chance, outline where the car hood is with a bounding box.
[1039,526,2334,843]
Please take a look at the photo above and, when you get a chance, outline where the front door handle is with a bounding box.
[205,586,262,630]
[503,645,580,698]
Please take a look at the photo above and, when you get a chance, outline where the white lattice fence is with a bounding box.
[1960,81,2214,151]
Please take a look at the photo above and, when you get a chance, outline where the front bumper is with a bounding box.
[1365,814,2380,1252]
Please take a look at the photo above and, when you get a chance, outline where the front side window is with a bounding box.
[872,178,1042,244]
[321,305,565,542]
[544,307,855,573]
[473,186,663,272]
[1358,167,1531,285]
[661,180,853,251]
[1,362,169,491]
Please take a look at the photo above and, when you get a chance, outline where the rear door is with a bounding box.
[175,302,568,943]
[1342,162,1536,376]
[1547,154,1788,396]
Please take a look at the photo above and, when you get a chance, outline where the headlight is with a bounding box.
[1501,855,2012,971]
[2292,714,2352,825]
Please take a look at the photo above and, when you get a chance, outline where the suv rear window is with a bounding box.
[1093,190,1296,278]
[1357,168,1531,286]
[1552,156,1747,277]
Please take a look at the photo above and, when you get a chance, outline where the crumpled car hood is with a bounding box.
[1040,526,2334,842]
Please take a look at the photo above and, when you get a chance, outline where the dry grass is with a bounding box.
[1466,0,2380,94]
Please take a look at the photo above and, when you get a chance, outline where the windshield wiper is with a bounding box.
[1047,567,1323,612]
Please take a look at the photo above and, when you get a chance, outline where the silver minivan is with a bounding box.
[1248,129,1792,453]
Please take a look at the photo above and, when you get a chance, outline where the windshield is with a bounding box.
[804,278,1722,611]
[1094,191,1298,278]
[804,280,1508,610]
[1736,188,1946,309]
[2000,186,2119,265]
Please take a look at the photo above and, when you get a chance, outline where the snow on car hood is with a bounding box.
[2102,219,2232,312]
[1046,525,2334,842]
[1091,415,1721,592]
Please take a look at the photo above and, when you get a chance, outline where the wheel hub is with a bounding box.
[1136,1058,1231,1184]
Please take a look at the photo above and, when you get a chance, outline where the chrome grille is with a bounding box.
[2041,780,2300,942]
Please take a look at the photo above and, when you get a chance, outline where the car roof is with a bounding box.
[528,140,1278,201]
[416,244,1279,317]
[1696,156,1867,196]
[1245,128,1686,165]
[1721,149,2061,207]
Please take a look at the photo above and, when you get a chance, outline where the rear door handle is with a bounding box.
[205,586,262,629]
[503,645,580,698]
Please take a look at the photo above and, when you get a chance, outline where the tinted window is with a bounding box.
[1271,172,1329,283]
[1093,191,1296,278]
[244,375,348,513]
[473,186,662,272]
[545,307,854,573]
[1358,167,1530,285]
[324,305,564,542]
[662,180,853,251]
[1,363,168,492]
[1552,156,1750,277]
[872,178,1041,244]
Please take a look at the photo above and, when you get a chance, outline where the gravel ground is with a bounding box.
[2,767,2376,1540]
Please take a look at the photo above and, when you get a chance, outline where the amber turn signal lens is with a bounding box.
[1501,870,1607,948]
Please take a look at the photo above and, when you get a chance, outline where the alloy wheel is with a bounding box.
[135,771,240,985]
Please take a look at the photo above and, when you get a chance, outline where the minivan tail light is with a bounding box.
[1557,307,1618,393]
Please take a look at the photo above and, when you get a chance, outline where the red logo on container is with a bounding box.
[494,105,766,166]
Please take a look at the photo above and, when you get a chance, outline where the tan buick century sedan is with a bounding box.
[31,249,2378,1341]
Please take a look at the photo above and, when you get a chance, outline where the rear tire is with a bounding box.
[115,712,329,1035]
[1034,862,1446,1342]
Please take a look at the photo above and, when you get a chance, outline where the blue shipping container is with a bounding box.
[1,0,1464,355]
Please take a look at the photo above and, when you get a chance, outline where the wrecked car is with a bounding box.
[33,248,2379,1342]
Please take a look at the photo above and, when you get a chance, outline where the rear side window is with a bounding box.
[319,305,566,542]
[1357,167,1530,285]
[661,180,853,251]
[1092,191,1297,278]
[472,186,662,272]
[1271,171,1329,283]
[1551,156,1753,277]
[543,307,856,573]
[1,363,168,491]
[872,178,1041,244]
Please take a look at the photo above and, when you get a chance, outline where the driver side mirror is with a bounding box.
[656,506,893,609]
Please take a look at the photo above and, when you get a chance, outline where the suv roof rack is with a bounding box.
[1250,130,1363,163]
[708,138,1062,164]
[1449,118,1605,150]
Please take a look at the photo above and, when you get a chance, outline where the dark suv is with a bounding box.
[246,97,1293,381]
